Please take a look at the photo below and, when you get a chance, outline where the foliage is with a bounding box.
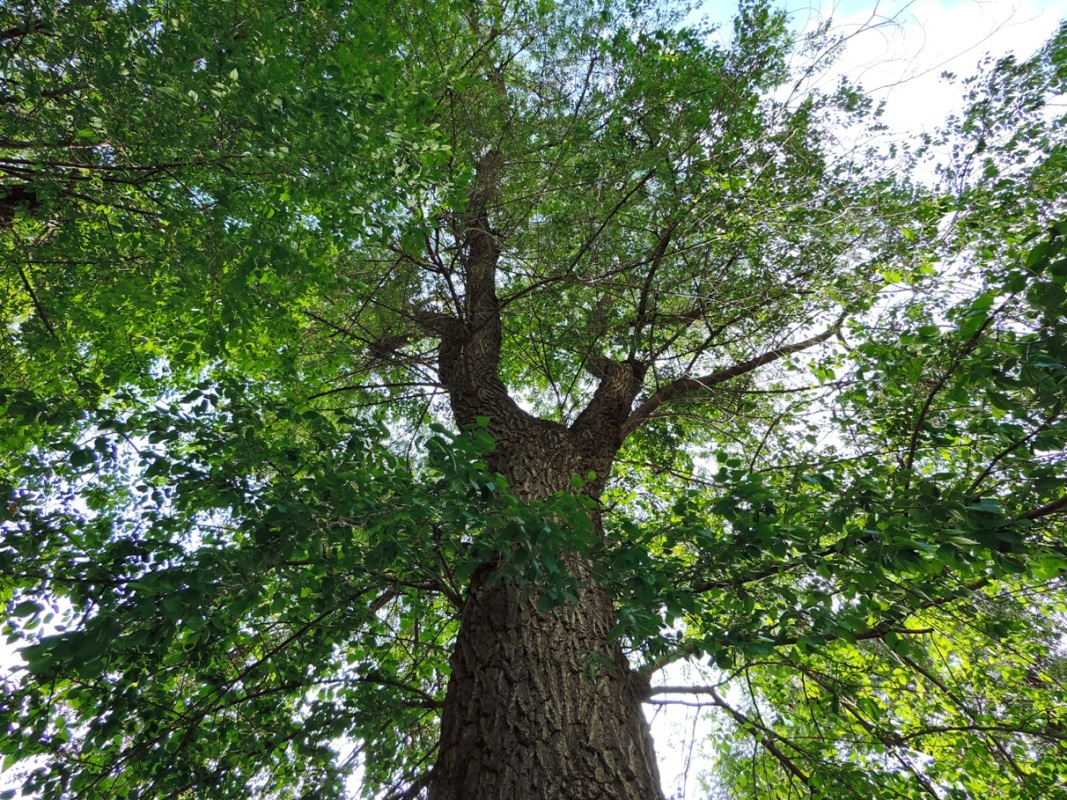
[0,0,445,391]
[2,1,1066,798]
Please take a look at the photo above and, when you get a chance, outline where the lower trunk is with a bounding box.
[428,559,663,800]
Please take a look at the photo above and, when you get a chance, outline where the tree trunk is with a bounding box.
[426,150,661,798]
[427,394,662,799]
[429,558,663,800]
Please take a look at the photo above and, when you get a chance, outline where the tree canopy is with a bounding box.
[2,1,1066,798]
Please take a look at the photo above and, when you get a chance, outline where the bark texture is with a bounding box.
[427,378,665,800]
[429,565,662,800]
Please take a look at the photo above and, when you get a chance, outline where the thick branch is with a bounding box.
[411,307,467,340]
[647,684,726,697]
[439,149,532,432]
[1026,494,1067,521]
[461,148,503,348]
[572,357,647,446]
[622,320,842,438]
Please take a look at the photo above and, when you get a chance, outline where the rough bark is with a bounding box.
[429,562,663,800]
[427,389,665,800]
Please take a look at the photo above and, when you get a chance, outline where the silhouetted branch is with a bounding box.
[622,319,842,438]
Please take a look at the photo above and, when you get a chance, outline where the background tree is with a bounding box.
[2,1,1066,799]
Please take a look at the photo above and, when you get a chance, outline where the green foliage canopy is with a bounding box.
[1,1,1066,798]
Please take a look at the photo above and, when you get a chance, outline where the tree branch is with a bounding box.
[792,663,942,798]
[438,149,535,434]
[704,686,812,788]
[383,770,434,800]
[571,357,647,445]
[622,319,842,438]
[0,17,48,43]
[631,221,680,358]
[563,166,657,275]
[647,684,727,697]
[891,650,1027,780]
[1025,494,1067,521]
[16,263,56,337]
[904,309,997,471]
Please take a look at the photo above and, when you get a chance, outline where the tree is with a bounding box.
[2,0,1066,798]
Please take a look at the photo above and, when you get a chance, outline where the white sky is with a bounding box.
[800,0,1062,133]
[699,0,1064,132]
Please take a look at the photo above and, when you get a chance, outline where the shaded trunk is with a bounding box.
[429,554,663,800]
[428,401,662,799]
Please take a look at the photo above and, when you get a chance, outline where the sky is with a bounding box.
[802,0,1061,132]
[709,0,1064,134]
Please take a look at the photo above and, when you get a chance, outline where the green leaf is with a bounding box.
[69,448,94,468]
[11,600,39,618]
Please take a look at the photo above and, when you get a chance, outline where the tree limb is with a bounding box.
[16,263,56,337]
[631,220,680,358]
[1026,494,1067,521]
[647,684,727,697]
[622,319,842,438]
[704,686,812,788]
[904,308,997,471]
[383,770,434,800]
